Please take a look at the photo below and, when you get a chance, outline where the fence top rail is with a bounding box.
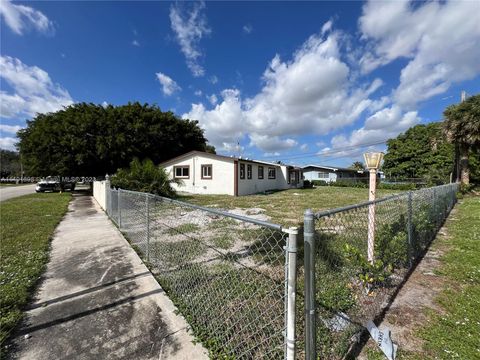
[114,187,284,232]
[314,182,459,219]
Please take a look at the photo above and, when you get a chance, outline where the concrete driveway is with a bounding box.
[0,184,36,202]
[9,194,208,360]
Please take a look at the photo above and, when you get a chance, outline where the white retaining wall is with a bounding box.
[93,180,107,210]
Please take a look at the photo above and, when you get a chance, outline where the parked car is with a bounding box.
[35,177,75,193]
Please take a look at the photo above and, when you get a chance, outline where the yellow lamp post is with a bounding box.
[364,152,384,263]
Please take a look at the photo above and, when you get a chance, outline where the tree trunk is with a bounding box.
[454,143,460,182]
[459,143,470,185]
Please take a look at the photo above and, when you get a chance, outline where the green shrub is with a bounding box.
[312,180,328,186]
[303,180,313,188]
[343,244,392,292]
[111,158,180,197]
[459,183,474,194]
[331,180,367,188]
[377,182,418,191]
[375,215,409,268]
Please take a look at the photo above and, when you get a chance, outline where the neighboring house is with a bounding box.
[160,151,303,196]
[302,165,367,183]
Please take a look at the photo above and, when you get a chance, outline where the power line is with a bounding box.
[263,139,388,162]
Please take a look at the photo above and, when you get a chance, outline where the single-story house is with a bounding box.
[160,151,303,196]
[302,165,367,183]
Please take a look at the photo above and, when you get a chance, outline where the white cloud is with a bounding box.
[0,124,22,134]
[300,144,308,151]
[183,88,244,149]
[132,40,140,47]
[169,1,211,77]
[326,105,421,155]
[207,94,218,105]
[249,134,297,152]
[101,101,109,108]
[359,0,480,108]
[243,24,253,34]
[155,72,181,96]
[321,20,333,35]
[208,75,218,84]
[222,142,244,154]
[0,136,17,151]
[194,90,203,96]
[0,56,73,119]
[0,0,54,35]
[263,152,280,157]
[184,29,383,152]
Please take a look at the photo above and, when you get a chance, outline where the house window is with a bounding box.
[174,166,190,179]
[258,166,264,179]
[247,164,252,179]
[268,167,276,179]
[240,163,245,179]
[201,164,212,179]
[318,172,329,179]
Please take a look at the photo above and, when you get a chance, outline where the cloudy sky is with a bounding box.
[1,0,479,166]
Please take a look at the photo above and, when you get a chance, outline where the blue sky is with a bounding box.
[1,0,479,167]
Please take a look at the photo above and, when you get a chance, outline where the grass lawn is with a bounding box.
[366,195,480,360]
[180,186,401,226]
[0,193,71,350]
[417,195,480,359]
[0,183,33,187]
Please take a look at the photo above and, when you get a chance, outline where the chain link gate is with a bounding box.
[103,185,298,359]
[303,183,459,359]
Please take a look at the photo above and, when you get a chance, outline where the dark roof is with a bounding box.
[302,165,365,173]
[159,150,283,167]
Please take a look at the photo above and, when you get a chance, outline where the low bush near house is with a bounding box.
[111,158,179,197]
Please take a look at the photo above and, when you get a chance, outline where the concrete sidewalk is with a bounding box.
[10,194,208,360]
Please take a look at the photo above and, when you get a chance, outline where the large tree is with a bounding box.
[383,123,454,183]
[17,102,214,177]
[0,150,21,177]
[443,94,480,185]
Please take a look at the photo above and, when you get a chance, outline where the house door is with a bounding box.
[289,170,298,185]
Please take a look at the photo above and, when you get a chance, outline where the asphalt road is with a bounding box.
[0,184,36,202]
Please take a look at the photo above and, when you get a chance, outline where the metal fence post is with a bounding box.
[285,227,298,360]
[407,191,413,267]
[304,209,316,360]
[146,193,150,262]
[109,187,112,217]
[105,178,111,216]
[118,188,122,230]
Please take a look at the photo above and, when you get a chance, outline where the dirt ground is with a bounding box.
[358,208,458,358]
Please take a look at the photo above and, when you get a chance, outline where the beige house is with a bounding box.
[160,151,303,196]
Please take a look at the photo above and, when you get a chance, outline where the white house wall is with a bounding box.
[164,155,235,195]
[237,162,286,196]
[303,170,337,183]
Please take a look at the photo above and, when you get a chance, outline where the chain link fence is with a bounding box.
[95,181,460,359]
[303,183,459,359]
[103,186,298,360]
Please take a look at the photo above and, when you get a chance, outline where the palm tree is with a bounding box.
[111,158,181,197]
[349,161,365,171]
[443,94,480,185]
